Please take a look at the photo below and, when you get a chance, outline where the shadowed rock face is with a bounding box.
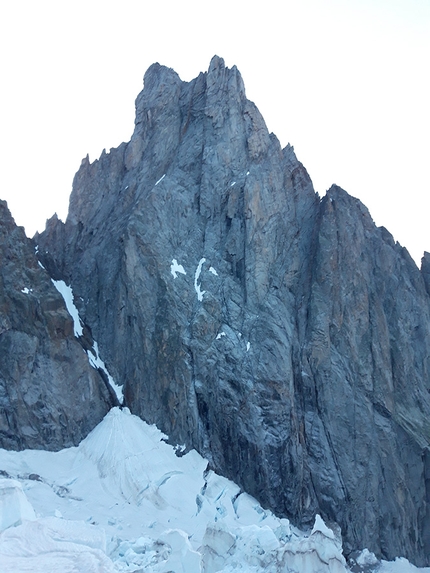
[36,57,430,565]
[0,200,113,451]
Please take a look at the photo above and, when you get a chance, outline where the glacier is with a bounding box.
[0,407,428,572]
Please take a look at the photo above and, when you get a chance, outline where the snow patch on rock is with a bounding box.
[87,342,124,404]
[51,279,83,337]
[194,258,206,301]
[171,259,186,279]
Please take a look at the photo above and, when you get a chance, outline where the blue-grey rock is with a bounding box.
[36,57,430,566]
[0,200,113,450]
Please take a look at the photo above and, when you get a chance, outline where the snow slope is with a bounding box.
[0,408,428,572]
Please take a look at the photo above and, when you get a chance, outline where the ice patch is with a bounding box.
[171,259,186,279]
[194,258,206,301]
[379,557,430,572]
[0,479,36,531]
[230,181,236,187]
[21,287,31,294]
[38,260,45,270]
[312,514,335,540]
[0,409,426,573]
[51,279,83,337]
[155,174,166,186]
[216,332,226,340]
[157,529,201,573]
[209,267,218,276]
[246,342,250,352]
[356,548,379,566]
[87,342,124,404]
[0,517,115,573]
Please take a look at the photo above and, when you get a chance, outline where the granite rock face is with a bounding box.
[0,200,113,450]
[36,57,430,565]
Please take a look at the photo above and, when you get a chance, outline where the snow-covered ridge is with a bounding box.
[1,408,427,573]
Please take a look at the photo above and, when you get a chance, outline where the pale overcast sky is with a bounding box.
[1,0,429,264]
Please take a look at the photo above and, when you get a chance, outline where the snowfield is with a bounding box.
[0,408,428,573]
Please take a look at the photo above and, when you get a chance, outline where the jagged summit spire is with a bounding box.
[142,61,181,90]
[206,55,246,98]
[208,54,225,71]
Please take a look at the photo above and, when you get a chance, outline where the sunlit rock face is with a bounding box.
[36,57,430,565]
[0,200,113,450]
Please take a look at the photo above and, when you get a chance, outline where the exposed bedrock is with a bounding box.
[0,201,113,451]
[36,57,430,565]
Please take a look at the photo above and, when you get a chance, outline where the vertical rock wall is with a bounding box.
[0,201,113,450]
[36,57,430,565]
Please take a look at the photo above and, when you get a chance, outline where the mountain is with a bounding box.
[0,200,114,450]
[1,56,429,566]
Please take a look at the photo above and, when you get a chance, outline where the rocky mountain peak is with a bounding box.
[208,54,225,73]
[0,199,15,231]
[421,251,430,296]
[2,58,430,566]
[135,61,182,132]
[206,54,246,106]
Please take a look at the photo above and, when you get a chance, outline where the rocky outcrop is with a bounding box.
[421,251,430,297]
[36,57,430,565]
[0,200,113,450]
